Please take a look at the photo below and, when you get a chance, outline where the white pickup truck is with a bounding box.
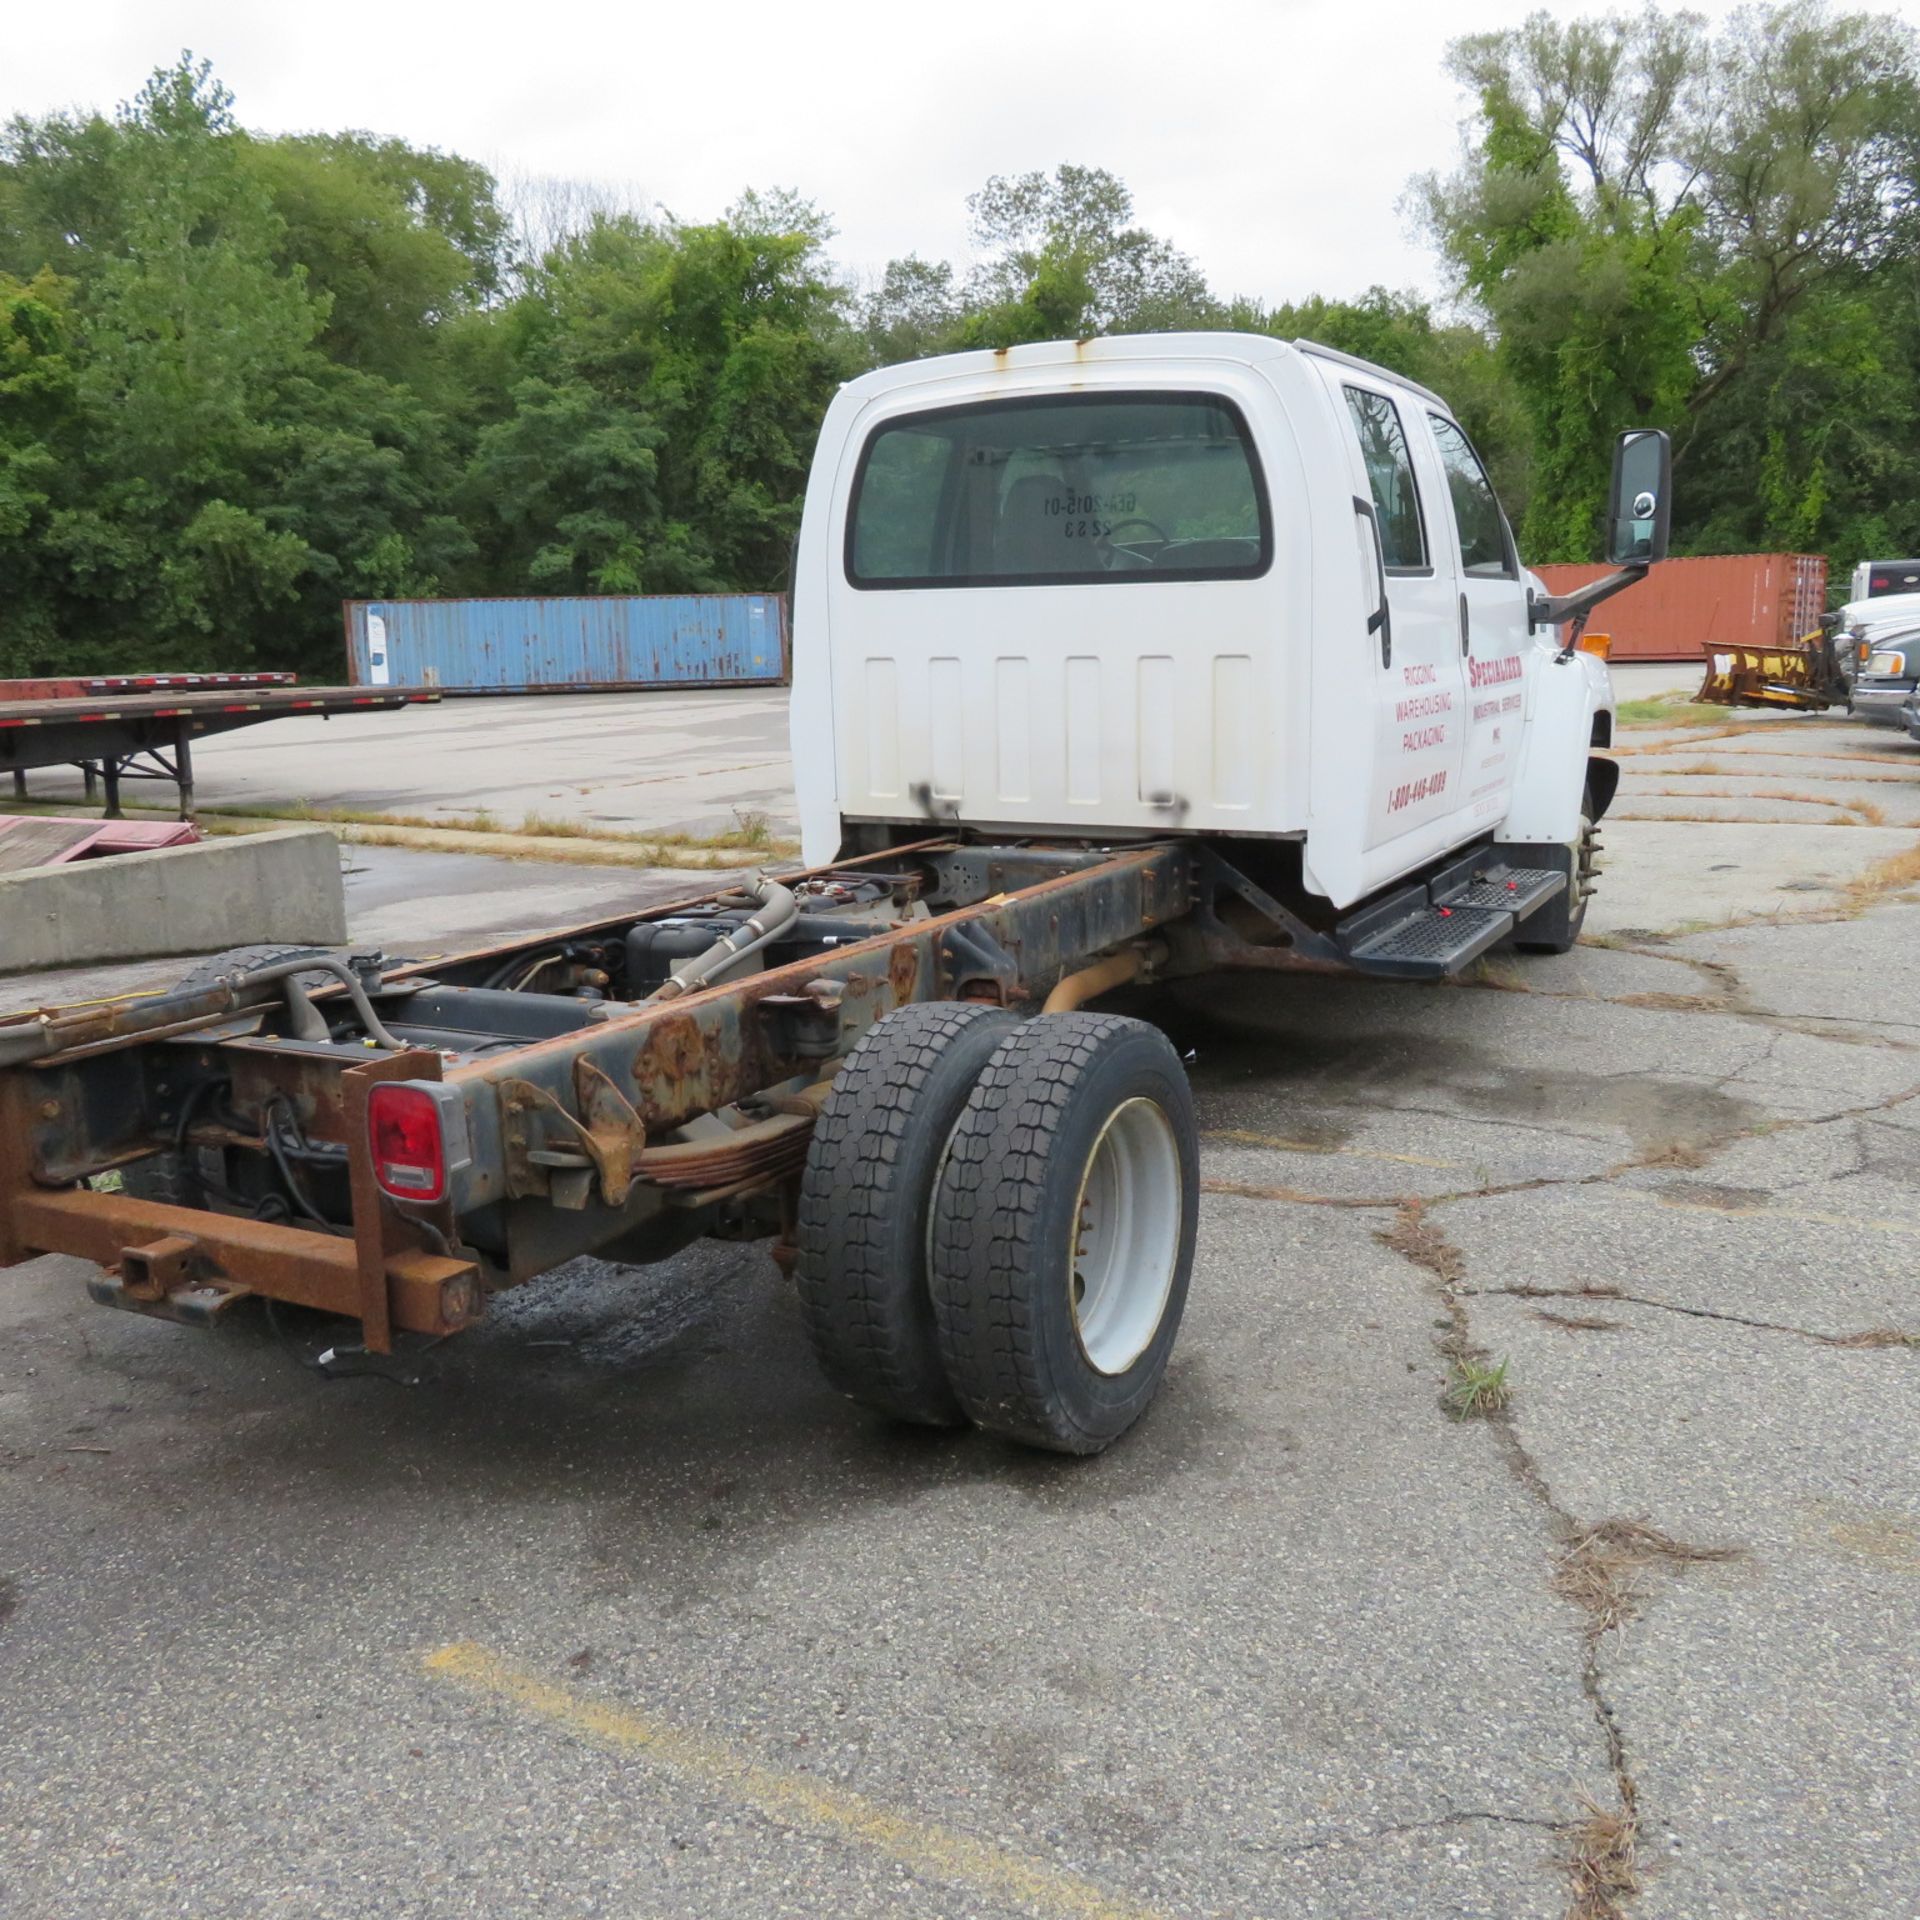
[0,333,1667,1463]
[792,332,1665,958]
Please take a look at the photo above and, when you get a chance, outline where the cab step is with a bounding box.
[1433,864,1568,917]
[1336,856,1568,980]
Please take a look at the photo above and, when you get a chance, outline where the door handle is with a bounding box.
[1459,592,1470,657]
[1352,496,1391,668]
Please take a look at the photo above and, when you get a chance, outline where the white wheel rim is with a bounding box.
[1070,1097,1182,1376]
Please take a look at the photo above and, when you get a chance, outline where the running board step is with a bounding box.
[1433,863,1568,917]
[1337,860,1568,980]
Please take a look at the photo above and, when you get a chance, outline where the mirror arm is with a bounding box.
[1528,563,1650,649]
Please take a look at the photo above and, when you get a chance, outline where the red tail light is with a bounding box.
[369,1083,447,1201]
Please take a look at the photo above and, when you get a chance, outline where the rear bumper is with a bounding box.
[6,1186,482,1334]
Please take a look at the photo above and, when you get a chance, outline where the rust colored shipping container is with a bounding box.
[1531,553,1827,661]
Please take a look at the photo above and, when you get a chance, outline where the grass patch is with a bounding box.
[1442,1353,1512,1419]
[2,792,802,863]
[222,800,797,855]
[1842,838,1920,912]
[1615,692,1735,727]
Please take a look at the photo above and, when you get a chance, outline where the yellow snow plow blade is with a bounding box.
[1697,634,1846,712]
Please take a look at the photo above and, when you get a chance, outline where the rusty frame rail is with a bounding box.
[8,1187,481,1336]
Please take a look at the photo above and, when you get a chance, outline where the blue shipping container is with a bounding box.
[341,594,788,694]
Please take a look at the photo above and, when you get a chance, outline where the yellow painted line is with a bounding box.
[1202,1127,1459,1170]
[423,1643,1167,1920]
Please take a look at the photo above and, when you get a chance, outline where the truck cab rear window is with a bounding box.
[846,392,1271,588]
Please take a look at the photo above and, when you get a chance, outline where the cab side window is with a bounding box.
[1342,385,1427,573]
[1427,415,1514,578]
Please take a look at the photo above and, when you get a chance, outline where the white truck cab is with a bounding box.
[791,333,1662,959]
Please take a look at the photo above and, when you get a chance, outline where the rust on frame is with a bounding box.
[888,940,920,1009]
[7,1187,481,1335]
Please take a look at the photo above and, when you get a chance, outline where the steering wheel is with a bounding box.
[1102,516,1170,548]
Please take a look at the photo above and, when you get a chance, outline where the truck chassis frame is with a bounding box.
[0,821,1577,1360]
[0,839,1190,1348]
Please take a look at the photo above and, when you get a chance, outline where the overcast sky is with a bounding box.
[9,0,1920,309]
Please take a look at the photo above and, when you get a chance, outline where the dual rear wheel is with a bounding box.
[794,1002,1199,1456]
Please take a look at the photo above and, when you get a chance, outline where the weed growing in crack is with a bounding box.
[1563,1795,1641,1920]
[1378,1204,1466,1285]
[1376,1204,1516,1418]
[731,807,774,849]
[1553,1520,1744,1641]
[1443,1354,1513,1419]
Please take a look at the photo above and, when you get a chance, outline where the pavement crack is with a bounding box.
[1199,1176,1403,1209]
[1465,969,1920,1051]
[1371,1198,1758,1919]
[1243,1807,1573,1856]
[1471,1282,1918,1352]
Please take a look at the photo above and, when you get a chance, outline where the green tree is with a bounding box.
[1419,2,1920,564]
[0,58,514,675]
[243,132,508,396]
[0,270,79,670]
[0,58,325,671]
[465,193,851,595]
[865,165,1219,355]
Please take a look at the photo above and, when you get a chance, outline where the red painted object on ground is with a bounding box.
[0,815,200,872]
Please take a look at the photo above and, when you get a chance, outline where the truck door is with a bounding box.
[1325,376,1467,858]
[1424,413,1529,833]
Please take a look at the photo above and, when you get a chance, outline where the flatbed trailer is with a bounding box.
[0,681,439,817]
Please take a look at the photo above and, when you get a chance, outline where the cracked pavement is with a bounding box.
[3,704,1919,1918]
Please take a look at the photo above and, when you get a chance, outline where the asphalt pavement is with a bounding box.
[14,685,800,842]
[3,691,1918,1918]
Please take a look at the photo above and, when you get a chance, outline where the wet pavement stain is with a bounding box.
[1157,981,1761,1155]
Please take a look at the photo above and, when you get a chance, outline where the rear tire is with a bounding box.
[794,1001,1019,1427]
[930,1013,1199,1455]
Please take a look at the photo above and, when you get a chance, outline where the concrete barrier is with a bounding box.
[0,827,346,974]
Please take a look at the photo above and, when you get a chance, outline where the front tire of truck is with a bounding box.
[929,1013,1198,1456]
[794,1000,1019,1428]
[1514,786,1598,956]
